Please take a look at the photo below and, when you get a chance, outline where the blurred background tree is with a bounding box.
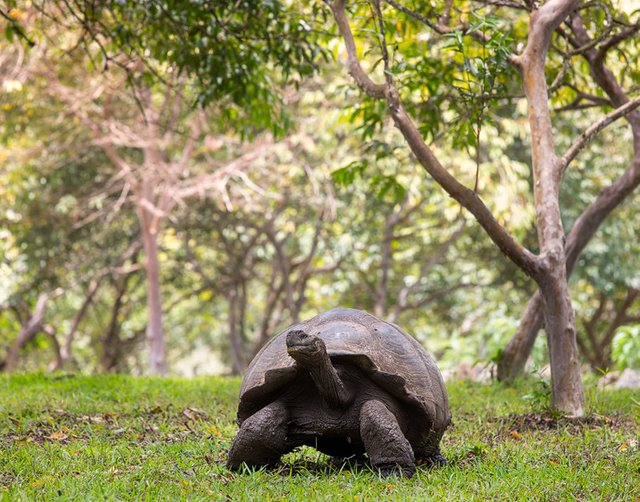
[1,0,638,400]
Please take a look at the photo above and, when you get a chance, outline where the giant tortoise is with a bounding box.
[227,308,451,477]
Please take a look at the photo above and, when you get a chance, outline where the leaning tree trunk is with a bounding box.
[497,291,543,382]
[5,293,50,372]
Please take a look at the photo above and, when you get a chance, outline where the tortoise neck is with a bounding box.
[304,354,352,410]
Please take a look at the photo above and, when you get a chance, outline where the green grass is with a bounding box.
[1,374,638,501]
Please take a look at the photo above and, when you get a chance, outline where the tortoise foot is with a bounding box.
[377,464,415,478]
[422,451,448,467]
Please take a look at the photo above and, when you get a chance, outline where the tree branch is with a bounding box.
[329,0,387,99]
[560,96,640,173]
[328,0,541,279]
[520,0,579,268]
[390,220,465,322]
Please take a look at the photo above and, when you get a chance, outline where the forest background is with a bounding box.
[1,0,639,416]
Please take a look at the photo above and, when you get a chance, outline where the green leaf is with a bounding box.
[331,160,368,187]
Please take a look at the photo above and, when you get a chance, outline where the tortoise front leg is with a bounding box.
[227,401,289,471]
[359,400,415,477]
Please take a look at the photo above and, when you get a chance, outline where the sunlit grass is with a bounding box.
[1,374,638,500]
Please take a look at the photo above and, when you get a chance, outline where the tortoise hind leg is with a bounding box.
[414,429,448,467]
[227,401,289,471]
[359,400,415,477]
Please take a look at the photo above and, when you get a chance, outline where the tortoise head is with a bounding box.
[286,330,327,366]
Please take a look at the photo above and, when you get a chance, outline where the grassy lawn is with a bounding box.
[1,374,638,501]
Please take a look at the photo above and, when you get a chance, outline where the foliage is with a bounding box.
[25,0,328,135]
[1,375,639,500]
[2,0,640,378]
[442,13,516,155]
[612,325,640,369]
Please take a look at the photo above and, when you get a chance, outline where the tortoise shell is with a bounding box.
[237,308,451,443]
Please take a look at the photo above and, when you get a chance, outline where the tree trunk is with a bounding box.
[497,291,543,382]
[228,286,246,375]
[519,0,584,416]
[538,271,584,415]
[101,275,129,372]
[498,10,640,383]
[141,222,167,375]
[5,293,50,372]
[43,325,63,372]
[55,278,102,371]
[374,210,397,318]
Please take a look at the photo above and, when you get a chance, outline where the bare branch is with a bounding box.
[0,8,36,46]
[560,95,640,173]
[568,15,640,135]
[172,138,276,204]
[554,92,611,112]
[595,25,640,64]
[390,220,466,321]
[405,281,484,311]
[475,0,530,9]
[384,0,449,33]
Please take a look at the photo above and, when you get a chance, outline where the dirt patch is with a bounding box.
[0,471,18,488]
[497,411,637,437]
[2,405,224,446]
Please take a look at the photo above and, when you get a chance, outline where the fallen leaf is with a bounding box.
[31,475,54,487]
[616,439,638,453]
[103,412,119,421]
[183,407,207,421]
[108,465,139,476]
[49,431,68,441]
